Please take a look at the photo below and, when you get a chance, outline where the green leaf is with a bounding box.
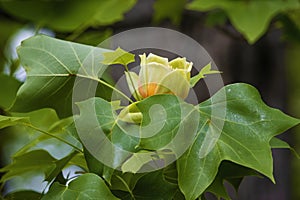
[0,74,21,109]
[0,150,56,184]
[110,172,145,193]
[76,95,198,172]
[178,83,300,200]
[205,161,259,200]
[270,137,300,159]
[4,190,42,200]
[130,171,177,200]
[102,47,135,66]
[84,148,114,184]
[0,115,29,129]
[112,171,177,200]
[44,151,78,182]
[188,0,300,44]
[10,35,112,117]
[42,173,119,200]
[68,153,88,171]
[153,0,187,25]
[10,109,82,157]
[190,62,221,87]
[0,0,137,32]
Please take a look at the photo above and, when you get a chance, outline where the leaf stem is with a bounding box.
[76,74,133,103]
[22,123,83,153]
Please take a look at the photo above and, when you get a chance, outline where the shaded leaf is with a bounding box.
[112,171,177,200]
[0,0,136,32]
[205,161,259,200]
[84,148,114,184]
[0,74,21,109]
[42,173,119,200]
[110,172,145,193]
[178,83,300,200]
[130,171,177,200]
[153,0,186,25]
[4,190,42,200]
[270,137,300,159]
[44,151,78,182]
[188,0,300,43]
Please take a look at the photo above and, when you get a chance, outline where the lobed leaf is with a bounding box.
[10,35,112,118]
[177,83,300,200]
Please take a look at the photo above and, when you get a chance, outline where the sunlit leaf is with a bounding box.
[10,35,112,117]
[178,83,300,200]
[42,173,119,200]
[9,109,82,158]
[190,62,221,87]
[0,115,28,129]
[0,150,57,184]
[102,47,135,66]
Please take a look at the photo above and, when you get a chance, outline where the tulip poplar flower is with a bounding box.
[125,53,193,100]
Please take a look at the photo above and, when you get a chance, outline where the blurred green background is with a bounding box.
[0,0,300,199]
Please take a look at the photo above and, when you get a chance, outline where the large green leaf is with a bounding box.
[188,0,300,43]
[177,83,300,200]
[76,95,198,172]
[42,173,119,200]
[10,35,112,117]
[0,0,136,32]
